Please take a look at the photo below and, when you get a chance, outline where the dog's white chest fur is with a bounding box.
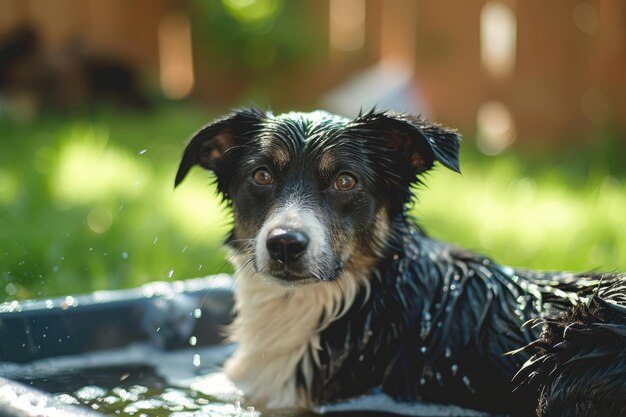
[223,262,367,408]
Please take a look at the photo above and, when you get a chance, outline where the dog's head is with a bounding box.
[175,108,460,287]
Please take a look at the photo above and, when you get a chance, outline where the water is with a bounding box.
[0,344,288,417]
[0,344,499,417]
[55,378,260,417]
[25,366,244,417]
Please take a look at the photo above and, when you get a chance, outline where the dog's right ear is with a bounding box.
[175,108,266,187]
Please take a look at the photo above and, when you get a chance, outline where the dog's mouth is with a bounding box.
[269,272,319,286]
[265,262,344,287]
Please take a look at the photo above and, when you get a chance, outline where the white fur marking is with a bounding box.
[224,255,370,408]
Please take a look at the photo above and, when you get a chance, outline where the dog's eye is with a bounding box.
[252,168,273,185]
[334,173,357,191]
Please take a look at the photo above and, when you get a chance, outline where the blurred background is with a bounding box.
[1,0,625,302]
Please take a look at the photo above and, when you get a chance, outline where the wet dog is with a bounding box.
[175,108,626,416]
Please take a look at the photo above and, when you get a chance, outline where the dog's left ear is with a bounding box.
[352,110,461,176]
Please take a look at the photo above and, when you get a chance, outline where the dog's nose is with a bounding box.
[266,228,309,263]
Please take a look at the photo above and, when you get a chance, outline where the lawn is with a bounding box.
[1,105,625,302]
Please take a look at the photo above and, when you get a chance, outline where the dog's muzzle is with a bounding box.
[266,228,309,263]
[254,205,336,284]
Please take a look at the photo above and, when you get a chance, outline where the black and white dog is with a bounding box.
[175,108,626,417]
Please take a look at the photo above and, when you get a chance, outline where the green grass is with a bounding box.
[1,105,625,302]
[0,106,231,301]
[415,150,626,272]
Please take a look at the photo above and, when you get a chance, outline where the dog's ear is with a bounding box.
[351,110,461,177]
[175,108,266,187]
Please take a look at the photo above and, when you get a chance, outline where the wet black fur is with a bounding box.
[176,108,626,417]
[513,282,626,417]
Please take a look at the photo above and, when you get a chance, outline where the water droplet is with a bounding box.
[445,347,452,358]
[121,252,129,260]
[419,377,426,385]
[358,354,364,362]
[420,346,427,354]
[193,308,202,319]
[139,149,147,155]
[189,336,197,346]
[462,375,472,389]
[198,264,203,271]
[156,327,161,333]
[454,274,461,281]
[89,247,93,252]
[5,283,17,295]
[153,236,159,245]
[60,296,77,309]
[168,269,174,279]
[450,284,456,291]
[192,354,201,367]
[451,364,459,375]
[482,259,490,265]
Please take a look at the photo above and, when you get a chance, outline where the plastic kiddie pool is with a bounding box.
[0,275,502,417]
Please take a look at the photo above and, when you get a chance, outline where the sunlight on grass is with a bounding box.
[51,124,151,205]
[0,107,233,301]
[168,174,232,243]
[416,157,626,271]
[0,168,19,204]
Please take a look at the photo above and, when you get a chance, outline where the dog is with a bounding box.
[174,108,626,417]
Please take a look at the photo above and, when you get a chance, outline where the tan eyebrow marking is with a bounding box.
[271,146,290,170]
[260,135,291,170]
[318,152,335,173]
